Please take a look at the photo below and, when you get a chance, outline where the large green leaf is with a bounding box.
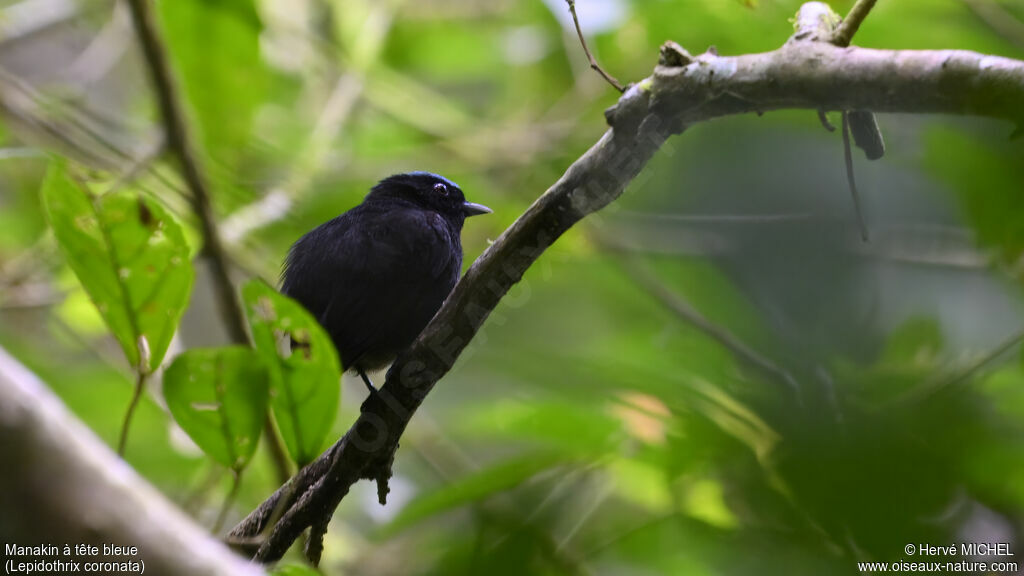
[41,160,193,372]
[242,279,341,467]
[164,346,269,470]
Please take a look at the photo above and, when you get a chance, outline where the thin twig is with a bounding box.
[841,112,869,242]
[831,0,880,47]
[890,328,1024,408]
[946,330,1024,387]
[0,67,189,198]
[124,0,292,482]
[611,251,799,396]
[0,83,120,168]
[581,513,678,559]
[564,0,625,92]
[556,475,614,552]
[0,234,56,296]
[100,136,166,198]
[0,68,153,167]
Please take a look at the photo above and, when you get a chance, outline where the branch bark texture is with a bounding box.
[645,43,1023,128]
[231,11,1024,563]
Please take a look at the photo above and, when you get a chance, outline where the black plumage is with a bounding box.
[281,172,490,389]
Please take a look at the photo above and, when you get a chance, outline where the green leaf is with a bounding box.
[41,160,193,372]
[382,452,567,536]
[164,347,269,470]
[242,279,341,466]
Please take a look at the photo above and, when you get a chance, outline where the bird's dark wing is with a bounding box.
[282,206,460,370]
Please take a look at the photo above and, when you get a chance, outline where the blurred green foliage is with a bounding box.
[1,0,1023,574]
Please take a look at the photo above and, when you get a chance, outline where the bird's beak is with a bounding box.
[462,201,492,217]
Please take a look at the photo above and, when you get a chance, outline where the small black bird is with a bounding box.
[281,172,491,391]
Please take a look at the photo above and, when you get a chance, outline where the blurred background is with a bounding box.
[1,0,1024,574]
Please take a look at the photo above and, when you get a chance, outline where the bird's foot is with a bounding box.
[358,370,379,396]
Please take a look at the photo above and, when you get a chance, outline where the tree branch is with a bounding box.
[644,43,1023,128]
[230,15,1024,563]
[231,95,673,562]
[0,345,263,576]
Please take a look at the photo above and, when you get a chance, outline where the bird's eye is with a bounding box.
[433,182,449,196]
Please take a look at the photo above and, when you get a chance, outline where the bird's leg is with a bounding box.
[358,369,378,395]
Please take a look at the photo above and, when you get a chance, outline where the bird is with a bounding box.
[280,172,491,392]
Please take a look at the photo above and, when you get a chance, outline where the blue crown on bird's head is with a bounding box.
[371,172,461,195]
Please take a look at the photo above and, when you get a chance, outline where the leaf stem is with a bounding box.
[118,370,147,456]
